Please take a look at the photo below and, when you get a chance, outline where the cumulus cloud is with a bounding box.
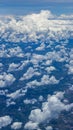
[8,63,20,72]
[7,88,27,100]
[11,122,22,130]
[0,116,12,129]
[0,72,15,88]
[45,66,56,73]
[8,46,24,57]
[0,10,73,43]
[0,10,73,130]
[24,98,37,105]
[20,67,40,81]
[46,126,53,130]
[24,92,73,129]
[36,43,45,51]
[66,49,73,74]
[0,46,24,58]
[26,75,59,88]
[24,121,39,130]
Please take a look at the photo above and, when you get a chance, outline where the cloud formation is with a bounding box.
[0,72,15,88]
[0,10,73,130]
[0,10,73,43]
[0,116,12,129]
[24,92,73,130]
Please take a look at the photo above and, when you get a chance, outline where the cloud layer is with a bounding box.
[0,10,73,43]
[0,10,73,130]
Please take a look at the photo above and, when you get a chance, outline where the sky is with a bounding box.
[0,0,73,6]
[0,0,73,15]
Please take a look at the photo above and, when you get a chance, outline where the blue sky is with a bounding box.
[0,0,73,5]
[0,0,73,15]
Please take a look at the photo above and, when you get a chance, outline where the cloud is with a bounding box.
[8,60,29,72]
[36,43,45,51]
[45,66,56,73]
[0,72,15,88]
[0,10,73,43]
[23,98,37,105]
[24,92,73,129]
[0,10,73,130]
[24,121,39,130]
[8,63,20,72]
[0,116,12,129]
[0,46,24,58]
[20,67,40,81]
[46,126,53,130]
[26,75,59,88]
[11,122,22,130]
[66,49,73,74]
[7,88,27,100]
[8,46,24,57]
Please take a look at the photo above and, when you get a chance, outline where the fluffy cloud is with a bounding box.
[0,10,73,130]
[0,116,12,129]
[8,63,20,72]
[36,43,45,51]
[20,67,40,81]
[11,122,22,130]
[26,75,59,88]
[24,98,37,105]
[45,66,56,73]
[24,121,39,130]
[0,72,15,88]
[24,92,73,129]
[6,88,27,107]
[8,46,24,57]
[0,46,24,58]
[0,10,73,43]
[46,126,53,130]
[67,49,73,74]
[7,88,27,100]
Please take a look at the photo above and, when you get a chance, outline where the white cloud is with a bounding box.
[0,72,15,88]
[0,116,12,129]
[31,54,45,66]
[8,63,20,72]
[67,49,73,74]
[24,92,73,129]
[8,46,24,57]
[0,10,73,43]
[20,67,40,81]
[24,98,37,105]
[17,60,29,71]
[46,126,53,130]
[11,122,22,130]
[7,88,27,100]
[36,43,45,51]
[27,75,59,88]
[0,10,73,130]
[24,121,39,130]
[8,60,29,72]
[0,46,24,58]
[45,66,56,73]
[41,75,59,85]
[59,14,73,20]
[6,88,27,107]
[38,95,44,102]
